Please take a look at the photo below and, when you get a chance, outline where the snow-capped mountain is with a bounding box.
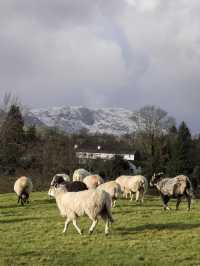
[28,106,138,135]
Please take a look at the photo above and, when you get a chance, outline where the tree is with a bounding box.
[0,92,20,113]
[133,105,176,175]
[166,122,193,176]
[191,166,200,191]
[25,125,37,143]
[0,105,25,173]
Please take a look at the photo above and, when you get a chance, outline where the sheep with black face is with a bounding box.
[48,180,88,198]
[14,176,33,205]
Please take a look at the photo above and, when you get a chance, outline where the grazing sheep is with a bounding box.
[150,173,193,211]
[14,176,33,206]
[50,173,70,186]
[97,181,122,207]
[48,181,88,198]
[116,175,148,203]
[51,187,114,235]
[83,174,104,189]
[72,168,90,182]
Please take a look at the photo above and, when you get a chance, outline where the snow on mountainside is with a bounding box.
[29,106,138,135]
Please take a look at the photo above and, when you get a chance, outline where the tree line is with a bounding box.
[0,104,200,193]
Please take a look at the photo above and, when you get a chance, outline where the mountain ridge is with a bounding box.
[28,106,137,135]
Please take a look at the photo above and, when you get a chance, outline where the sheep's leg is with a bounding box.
[176,196,182,210]
[105,218,109,235]
[17,196,20,204]
[21,198,24,206]
[130,192,134,201]
[124,190,127,199]
[185,194,191,211]
[140,189,144,204]
[135,191,140,203]
[161,195,170,210]
[89,219,98,234]
[72,219,82,235]
[112,199,116,208]
[63,218,70,233]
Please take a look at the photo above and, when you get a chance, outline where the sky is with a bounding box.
[0,0,200,133]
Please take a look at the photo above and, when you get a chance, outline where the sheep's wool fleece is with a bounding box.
[156,175,189,196]
[115,176,130,191]
[73,169,90,181]
[14,176,33,195]
[83,175,104,189]
[98,181,121,198]
[116,175,147,192]
[55,189,111,219]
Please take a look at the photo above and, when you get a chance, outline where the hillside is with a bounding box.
[28,106,138,135]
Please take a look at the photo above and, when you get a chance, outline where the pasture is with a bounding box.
[0,192,200,266]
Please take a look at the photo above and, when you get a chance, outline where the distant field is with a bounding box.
[0,193,200,266]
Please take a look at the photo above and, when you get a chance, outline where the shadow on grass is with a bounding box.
[0,203,23,209]
[117,222,200,234]
[0,217,41,224]
[33,198,55,205]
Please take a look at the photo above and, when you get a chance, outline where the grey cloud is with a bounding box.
[0,0,200,132]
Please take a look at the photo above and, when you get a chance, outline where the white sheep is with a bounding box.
[14,176,33,205]
[116,175,148,203]
[72,168,90,181]
[83,174,104,189]
[51,187,114,235]
[97,181,122,207]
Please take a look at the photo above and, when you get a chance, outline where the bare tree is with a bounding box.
[0,92,29,115]
[133,105,176,174]
[135,105,175,137]
[1,92,20,112]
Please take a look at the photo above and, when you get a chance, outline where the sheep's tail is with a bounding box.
[100,196,114,223]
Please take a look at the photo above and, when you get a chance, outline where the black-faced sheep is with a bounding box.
[150,173,193,211]
[50,173,70,186]
[51,187,114,235]
[116,175,148,203]
[14,176,33,205]
[48,181,88,198]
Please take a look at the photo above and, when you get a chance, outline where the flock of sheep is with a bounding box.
[13,169,193,235]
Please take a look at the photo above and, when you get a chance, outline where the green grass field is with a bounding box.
[0,192,200,266]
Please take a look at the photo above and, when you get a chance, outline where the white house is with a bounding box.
[75,151,135,162]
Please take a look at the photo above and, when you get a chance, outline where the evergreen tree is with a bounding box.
[191,165,200,190]
[0,105,25,173]
[26,125,37,143]
[166,122,193,175]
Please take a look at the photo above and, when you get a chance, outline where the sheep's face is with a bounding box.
[22,192,28,199]
[48,184,66,198]
[150,173,164,187]
[51,175,65,186]
[48,186,56,198]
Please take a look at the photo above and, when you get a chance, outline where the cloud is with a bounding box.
[0,0,200,132]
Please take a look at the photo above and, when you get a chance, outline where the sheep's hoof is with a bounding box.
[105,232,109,236]
[89,230,93,235]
